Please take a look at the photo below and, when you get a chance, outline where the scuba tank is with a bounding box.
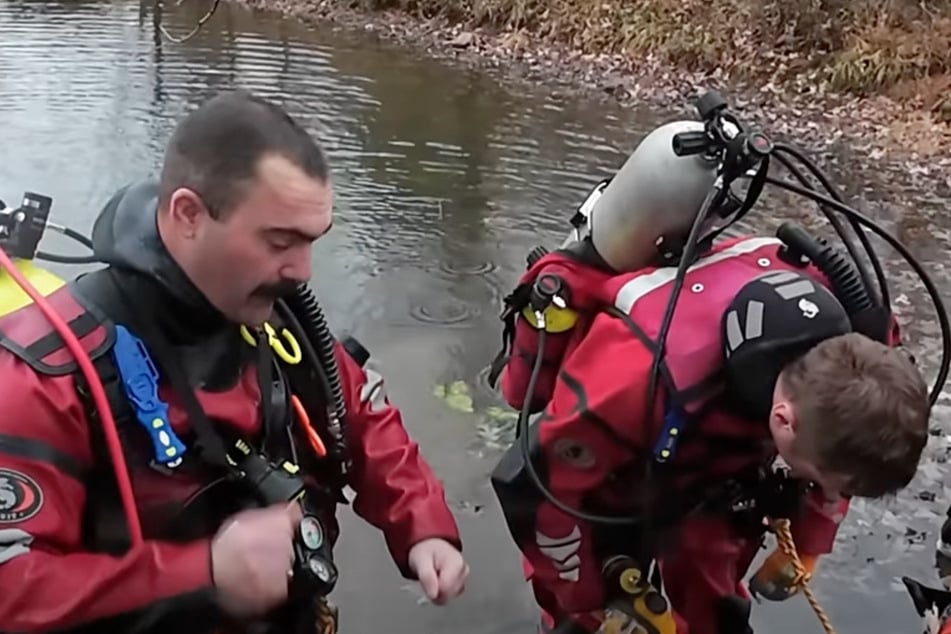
[0,259,65,315]
[0,192,69,316]
[489,120,724,412]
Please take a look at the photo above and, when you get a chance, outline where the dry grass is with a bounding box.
[346,0,951,116]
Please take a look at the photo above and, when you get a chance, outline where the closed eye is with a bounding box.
[263,222,331,248]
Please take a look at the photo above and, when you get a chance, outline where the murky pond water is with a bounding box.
[1,1,949,633]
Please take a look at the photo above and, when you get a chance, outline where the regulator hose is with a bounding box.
[36,223,99,265]
[776,222,879,339]
[765,174,950,406]
[281,283,352,475]
[811,238,872,314]
[773,142,889,310]
[527,246,550,269]
[772,153,870,287]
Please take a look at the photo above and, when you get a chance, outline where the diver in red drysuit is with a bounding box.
[488,120,904,634]
[0,179,461,633]
[494,236,854,634]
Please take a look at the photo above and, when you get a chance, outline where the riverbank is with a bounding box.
[226,0,950,186]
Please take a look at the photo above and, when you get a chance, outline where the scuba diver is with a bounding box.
[486,92,949,634]
[0,90,468,633]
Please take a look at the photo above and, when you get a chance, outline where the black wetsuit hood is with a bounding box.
[73,180,250,389]
[87,179,227,341]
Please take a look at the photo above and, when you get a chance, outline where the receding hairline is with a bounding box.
[157,90,330,217]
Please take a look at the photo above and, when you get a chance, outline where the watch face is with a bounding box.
[300,516,324,550]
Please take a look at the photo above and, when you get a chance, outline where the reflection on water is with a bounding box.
[0,1,949,632]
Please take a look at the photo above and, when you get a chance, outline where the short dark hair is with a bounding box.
[158,90,329,218]
[782,332,930,498]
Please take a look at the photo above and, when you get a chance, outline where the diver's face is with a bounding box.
[169,153,333,325]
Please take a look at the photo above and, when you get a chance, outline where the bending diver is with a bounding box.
[486,92,944,634]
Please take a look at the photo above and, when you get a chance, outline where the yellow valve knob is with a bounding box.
[520,304,579,333]
[619,567,641,594]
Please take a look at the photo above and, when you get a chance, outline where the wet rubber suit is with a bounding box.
[491,236,855,634]
[0,181,461,633]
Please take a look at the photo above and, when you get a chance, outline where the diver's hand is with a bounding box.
[211,502,303,617]
[749,548,818,601]
[408,537,469,604]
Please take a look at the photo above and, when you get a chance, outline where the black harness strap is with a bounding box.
[97,270,250,474]
[0,434,86,483]
[66,268,336,553]
[74,354,135,554]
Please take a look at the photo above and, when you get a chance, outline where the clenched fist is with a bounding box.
[408,537,469,605]
[211,502,303,617]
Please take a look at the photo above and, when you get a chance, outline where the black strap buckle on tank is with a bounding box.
[74,354,144,554]
[487,282,533,389]
[488,239,610,389]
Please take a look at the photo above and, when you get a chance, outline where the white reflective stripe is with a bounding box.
[614,237,782,313]
[0,528,32,565]
[759,270,800,285]
[725,309,743,351]
[774,279,816,300]
[725,298,766,354]
[536,525,581,583]
[744,300,764,340]
[358,366,388,413]
[535,524,581,548]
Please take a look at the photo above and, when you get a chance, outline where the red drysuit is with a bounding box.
[494,236,855,634]
[0,282,460,633]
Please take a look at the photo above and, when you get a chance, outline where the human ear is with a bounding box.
[769,400,797,440]
[167,188,209,238]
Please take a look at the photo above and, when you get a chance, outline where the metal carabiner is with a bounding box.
[240,322,303,365]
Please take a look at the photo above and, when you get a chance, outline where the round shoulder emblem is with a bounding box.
[0,468,43,523]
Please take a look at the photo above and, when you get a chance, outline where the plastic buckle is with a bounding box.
[112,325,186,467]
[652,402,684,463]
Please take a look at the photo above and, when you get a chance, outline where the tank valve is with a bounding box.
[529,273,567,330]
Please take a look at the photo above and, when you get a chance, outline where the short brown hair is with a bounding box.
[780,332,930,498]
[159,90,329,218]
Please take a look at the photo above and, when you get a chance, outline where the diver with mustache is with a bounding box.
[0,90,467,634]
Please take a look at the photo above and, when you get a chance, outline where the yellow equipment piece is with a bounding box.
[597,560,676,634]
[0,258,66,317]
[240,322,303,365]
[520,303,579,334]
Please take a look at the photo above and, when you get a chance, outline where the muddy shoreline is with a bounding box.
[227,0,950,196]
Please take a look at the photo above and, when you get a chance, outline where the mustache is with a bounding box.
[251,278,303,300]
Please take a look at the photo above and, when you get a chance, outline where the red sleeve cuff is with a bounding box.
[152,538,214,600]
[790,492,849,555]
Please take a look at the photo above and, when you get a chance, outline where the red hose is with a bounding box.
[0,249,143,545]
